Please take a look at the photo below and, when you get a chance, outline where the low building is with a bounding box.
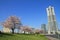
[3,27,11,33]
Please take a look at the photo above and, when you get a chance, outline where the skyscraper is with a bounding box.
[46,6,58,34]
[41,24,46,34]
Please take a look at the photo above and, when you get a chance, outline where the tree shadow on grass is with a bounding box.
[0,33,14,37]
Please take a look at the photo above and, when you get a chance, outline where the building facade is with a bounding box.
[41,24,46,34]
[3,27,11,33]
[46,6,58,34]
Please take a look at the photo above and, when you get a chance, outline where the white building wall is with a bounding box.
[3,27,11,33]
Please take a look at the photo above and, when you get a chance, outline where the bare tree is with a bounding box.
[2,16,22,34]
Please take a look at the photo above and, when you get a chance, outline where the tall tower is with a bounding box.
[46,6,58,34]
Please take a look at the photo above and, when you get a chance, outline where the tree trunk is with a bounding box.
[24,31,25,34]
[12,28,14,34]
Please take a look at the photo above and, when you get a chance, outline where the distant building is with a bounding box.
[46,6,58,34]
[41,24,46,34]
[3,27,11,33]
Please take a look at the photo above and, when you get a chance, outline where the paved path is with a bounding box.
[46,36,59,40]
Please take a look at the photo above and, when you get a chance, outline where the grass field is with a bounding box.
[0,33,48,40]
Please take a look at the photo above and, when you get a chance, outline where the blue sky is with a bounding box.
[0,0,60,30]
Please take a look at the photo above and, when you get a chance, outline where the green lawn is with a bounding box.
[0,33,48,40]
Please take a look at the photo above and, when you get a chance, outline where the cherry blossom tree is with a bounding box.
[34,29,40,34]
[2,16,22,33]
[21,25,32,34]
